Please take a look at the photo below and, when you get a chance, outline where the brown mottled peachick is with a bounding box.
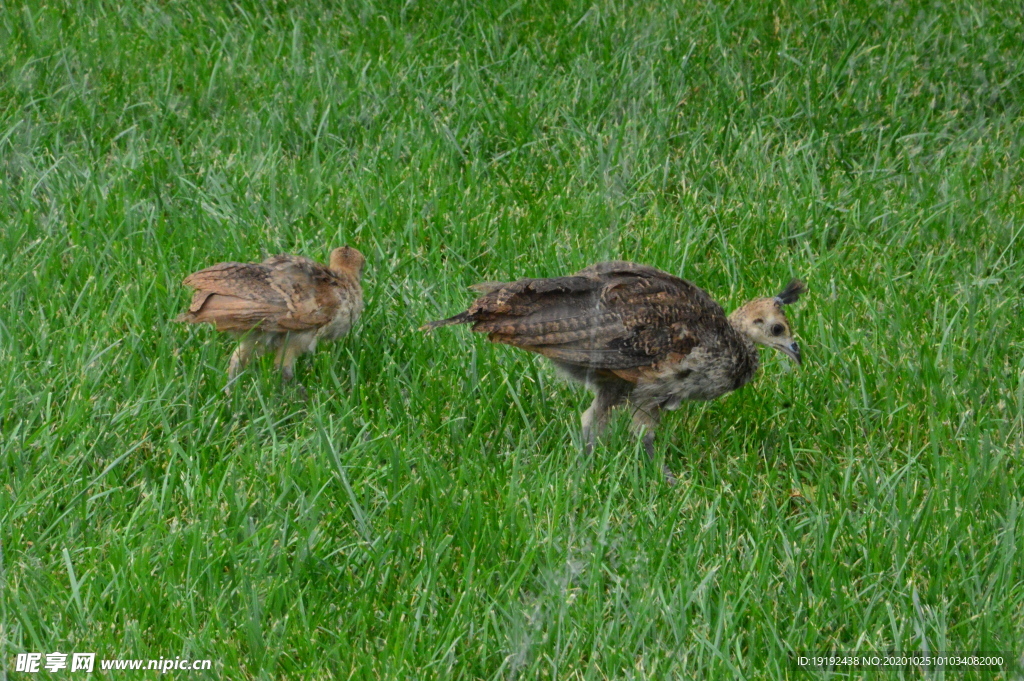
[175,246,364,390]
[423,261,804,479]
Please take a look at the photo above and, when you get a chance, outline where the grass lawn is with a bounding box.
[2,0,1023,677]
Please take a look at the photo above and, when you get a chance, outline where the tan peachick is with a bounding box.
[423,261,804,480]
[175,246,364,391]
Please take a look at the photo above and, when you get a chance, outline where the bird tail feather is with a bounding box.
[468,281,508,294]
[420,311,472,332]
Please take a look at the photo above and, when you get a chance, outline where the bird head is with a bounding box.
[329,246,365,279]
[729,279,806,365]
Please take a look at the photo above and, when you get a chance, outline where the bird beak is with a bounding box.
[780,341,801,365]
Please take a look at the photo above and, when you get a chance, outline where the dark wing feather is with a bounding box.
[435,261,726,372]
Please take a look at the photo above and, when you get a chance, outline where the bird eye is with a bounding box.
[771,323,785,336]
[753,318,764,325]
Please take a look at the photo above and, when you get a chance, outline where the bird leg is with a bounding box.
[630,406,661,460]
[581,382,627,454]
[630,405,676,484]
[275,335,309,399]
[225,336,258,392]
[274,338,299,382]
[228,336,258,378]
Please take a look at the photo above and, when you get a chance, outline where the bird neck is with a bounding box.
[727,315,761,385]
[727,311,755,345]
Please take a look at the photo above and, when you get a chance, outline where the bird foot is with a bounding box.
[662,465,678,486]
[278,365,307,399]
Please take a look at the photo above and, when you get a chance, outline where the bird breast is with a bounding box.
[635,345,760,410]
[317,293,363,341]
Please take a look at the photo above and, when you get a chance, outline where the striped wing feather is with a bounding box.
[459,261,724,372]
[177,255,342,333]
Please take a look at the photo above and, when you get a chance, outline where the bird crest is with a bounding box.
[774,279,807,306]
